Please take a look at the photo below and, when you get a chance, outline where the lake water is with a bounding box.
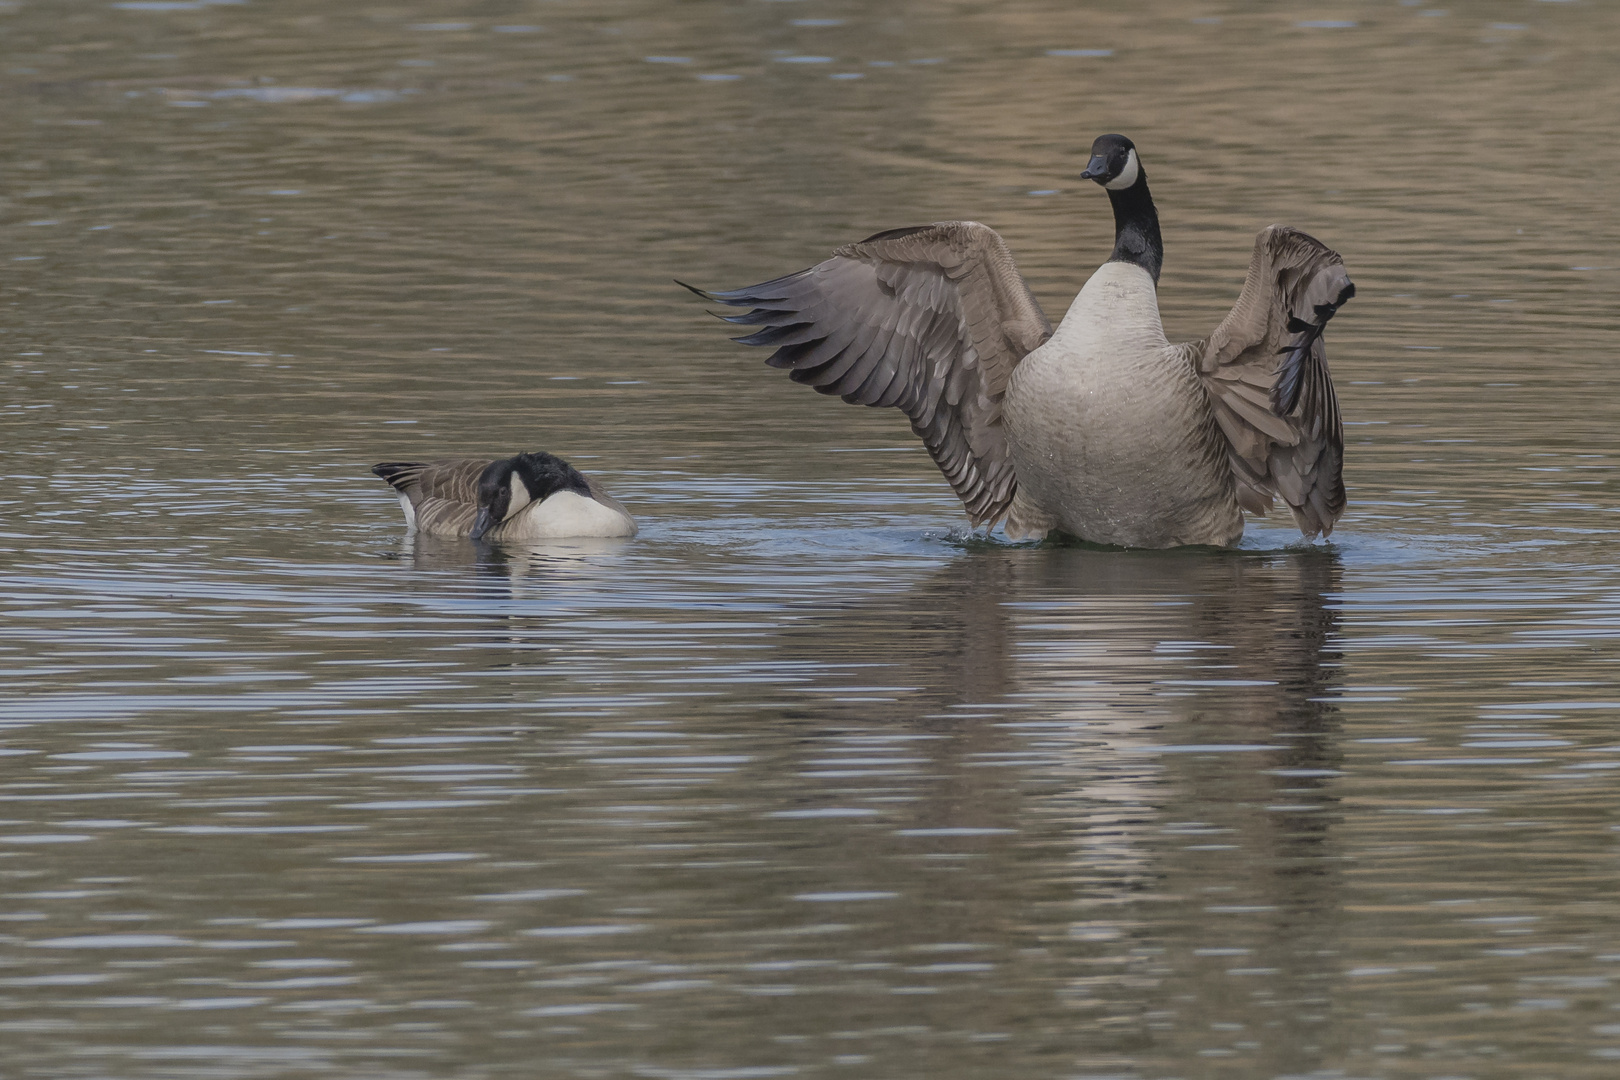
[3,1,1620,1077]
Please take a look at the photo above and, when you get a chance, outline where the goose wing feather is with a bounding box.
[372,458,493,537]
[1188,225,1354,539]
[683,220,1052,527]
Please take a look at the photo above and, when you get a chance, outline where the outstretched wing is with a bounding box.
[372,459,492,536]
[682,221,1052,528]
[1188,225,1354,539]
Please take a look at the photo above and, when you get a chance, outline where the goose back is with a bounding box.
[372,458,488,537]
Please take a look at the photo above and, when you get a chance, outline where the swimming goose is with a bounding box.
[371,452,637,540]
[683,133,1354,548]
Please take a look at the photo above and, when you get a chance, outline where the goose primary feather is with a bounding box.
[683,133,1353,548]
[371,452,636,540]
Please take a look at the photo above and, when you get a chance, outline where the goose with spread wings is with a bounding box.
[682,134,1355,548]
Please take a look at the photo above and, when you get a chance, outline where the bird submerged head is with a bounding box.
[1079,133,1141,191]
[471,458,531,540]
[471,452,593,540]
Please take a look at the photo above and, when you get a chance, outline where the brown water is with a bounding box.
[3,1,1620,1077]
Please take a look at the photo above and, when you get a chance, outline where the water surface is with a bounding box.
[4,1,1620,1077]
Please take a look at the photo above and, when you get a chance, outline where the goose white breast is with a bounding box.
[1004,261,1241,548]
[500,489,637,540]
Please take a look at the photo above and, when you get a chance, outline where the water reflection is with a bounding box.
[1002,550,1347,1075]
[401,532,636,578]
[710,546,1351,1073]
[773,547,1017,720]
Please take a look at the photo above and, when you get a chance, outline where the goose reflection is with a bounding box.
[1013,548,1343,1079]
[398,530,635,586]
[770,544,1343,1074]
[766,544,1343,878]
[771,544,1340,760]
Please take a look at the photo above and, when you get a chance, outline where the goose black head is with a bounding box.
[1079,133,1141,191]
[1078,133,1162,283]
[471,452,593,540]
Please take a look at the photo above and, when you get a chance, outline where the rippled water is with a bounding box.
[4,1,1620,1077]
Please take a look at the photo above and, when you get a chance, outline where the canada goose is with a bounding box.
[371,452,636,540]
[682,134,1354,548]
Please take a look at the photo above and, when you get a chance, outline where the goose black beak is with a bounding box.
[470,507,497,541]
[1079,155,1110,182]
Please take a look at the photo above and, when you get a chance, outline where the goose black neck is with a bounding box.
[1105,173,1163,285]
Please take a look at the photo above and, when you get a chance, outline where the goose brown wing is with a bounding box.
[372,458,493,537]
[683,221,1052,528]
[1189,225,1354,539]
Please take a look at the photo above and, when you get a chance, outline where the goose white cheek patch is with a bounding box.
[507,473,532,520]
[1105,149,1140,190]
